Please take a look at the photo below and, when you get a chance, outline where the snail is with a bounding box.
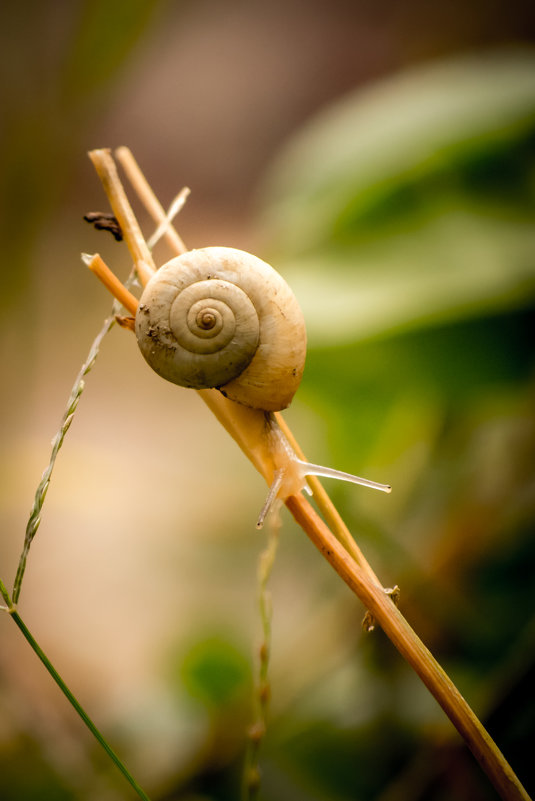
[84,147,390,527]
[126,246,391,526]
[134,246,306,412]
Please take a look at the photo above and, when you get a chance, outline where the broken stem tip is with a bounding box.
[82,253,139,317]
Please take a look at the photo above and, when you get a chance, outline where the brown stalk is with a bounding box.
[88,149,156,283]
[115,146,188,256]
[286,493,530,801]
[83,253,139,316]
[275,412,384,586]
[86,147,531,801]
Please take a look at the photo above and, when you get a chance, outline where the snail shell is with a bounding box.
[135,246,306,411]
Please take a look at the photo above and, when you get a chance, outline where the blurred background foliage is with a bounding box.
[0,2,534,800]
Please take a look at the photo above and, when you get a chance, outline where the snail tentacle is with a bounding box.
[297,462,392,493]
[256,417,391,529]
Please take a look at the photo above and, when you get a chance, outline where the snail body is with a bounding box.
[135,246,306,411]
[134,245,311,519]
[86,150,391,530]
[87,242,390,527]
[133,245,390,523]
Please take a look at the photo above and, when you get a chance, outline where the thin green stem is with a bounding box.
[0,580,151,801]
[0,578,11,608]
[12,269,141,605]
[12,313,116,603]
[242,512,281,801]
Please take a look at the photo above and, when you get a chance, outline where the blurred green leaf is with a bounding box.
[262,50,535,251]
[283,216,535,344]
[260,51,535,343]
[256,58,535,799]
[178,635,250,711]
[275,719,419,801]
[297,308,534,484]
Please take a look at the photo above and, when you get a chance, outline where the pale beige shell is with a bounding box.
[135,247,306,411]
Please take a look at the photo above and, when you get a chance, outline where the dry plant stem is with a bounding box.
[115,146,188,255]
[285,494,531,801]
[6,279,153,796]
[84,254,139,316]
[89,149,531,801]
[88,149,157,276]
[0,582,152,801]
[242,514,281,801]
[11,309,121,604]
[146,188,190,251]
[275,412,383,587]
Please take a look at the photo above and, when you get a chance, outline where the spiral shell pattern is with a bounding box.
[135,247,306,411]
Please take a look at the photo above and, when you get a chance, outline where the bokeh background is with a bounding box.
[1,2,534,799]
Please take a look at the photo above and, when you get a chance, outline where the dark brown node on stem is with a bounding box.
[84,212,123,241]
[115,315,136,332]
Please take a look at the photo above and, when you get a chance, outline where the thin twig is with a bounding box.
[88,149,157,280]
[275,413,384,586]
[115,146,188,255]
[12,311,117,604]
[12,253,142,605]
[242,512,281,801]
[82,253,139,315]
[285,494,530,801]
[0,581,152,801]
[146,187,190,251]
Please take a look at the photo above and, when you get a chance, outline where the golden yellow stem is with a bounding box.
[275,412,384,587]
[115,146,188,256]
[82,254,139,316]
[87,148,531,801]
[88,149,156,286]
[286,493,531,801]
